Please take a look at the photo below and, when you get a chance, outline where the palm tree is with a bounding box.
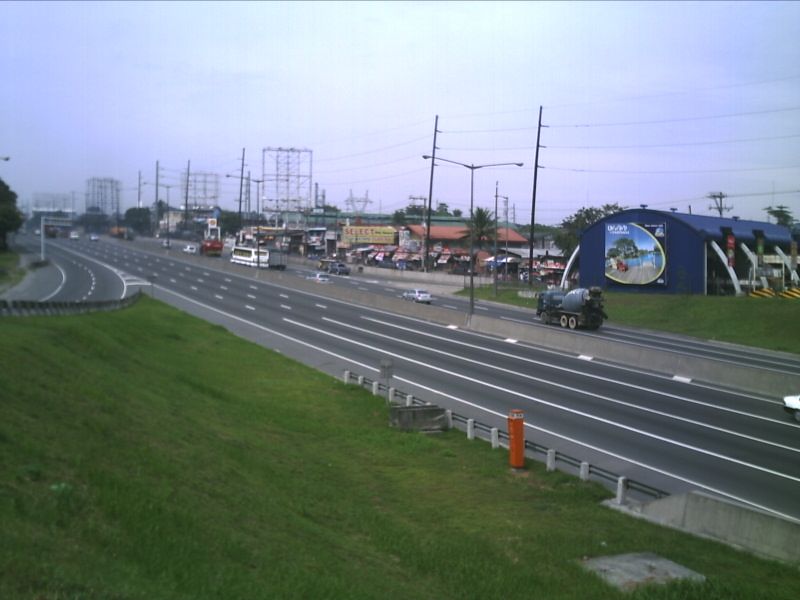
[459,207,496,271]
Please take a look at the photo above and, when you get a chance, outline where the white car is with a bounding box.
[182,244,197,255]
[784,394,800,422]
[69,231,80,240]
[402,289,432,304]
[308,272,331,284]
[89,234,99,241]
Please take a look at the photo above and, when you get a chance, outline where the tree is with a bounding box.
[554,203,626,258]
[391,210,406,226]
[217,210,242,237]
[453,208,463,218]
[0,178,23,251]
[124,207,153,235]
[460,207,496,253]
[765,205,794,227]
[435,202,451,216]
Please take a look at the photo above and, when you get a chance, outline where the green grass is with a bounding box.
[465,284,800,354]
[0,250,25,293]
[1,298,797,599]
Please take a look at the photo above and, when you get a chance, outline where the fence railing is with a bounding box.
[0,291,142,318]
[343,369,669,504]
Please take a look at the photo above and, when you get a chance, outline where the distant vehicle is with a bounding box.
[109,226,135,240]
[161,239,171,248]
[200,221,223,256]
[69,231,80,240]
[784,394,800,422]
[328,262,351,275]
[89,234,99,242]
[230,245,287,270]
[402,289,432,304]
[183,244,198,255]
[537,286,607,330]
[34,228,41,235]
[308,272,330,284]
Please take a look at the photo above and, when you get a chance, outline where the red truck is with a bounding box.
[200,222,223,256]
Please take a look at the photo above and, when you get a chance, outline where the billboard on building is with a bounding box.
[342,226,396,245]
[604,222,666,285]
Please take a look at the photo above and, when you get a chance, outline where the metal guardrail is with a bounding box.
[0,291,142,317]
[343,369,669,502]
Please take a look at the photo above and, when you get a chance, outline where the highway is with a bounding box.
[11,234,800,523]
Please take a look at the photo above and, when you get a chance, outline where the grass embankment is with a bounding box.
[0,250,25,294]
[466,285,800,354]
[1,298,797,599]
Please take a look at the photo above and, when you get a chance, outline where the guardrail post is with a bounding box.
[615,476,628,505]
[466,419,475,440]
[580,461,590,481]
[343,370,350,384]
[357,375,364,386]
[388,387,396,403]
[490,427,499,448]
[446,409,453,429]
[405,394,413,407]
[372,381,380,396]
[546,448,556,472]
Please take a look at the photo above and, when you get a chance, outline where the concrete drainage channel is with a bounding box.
[345,370,800,568]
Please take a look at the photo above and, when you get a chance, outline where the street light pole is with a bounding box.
[422,155,523,318]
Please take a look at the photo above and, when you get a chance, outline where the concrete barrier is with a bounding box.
[611,491,800,565]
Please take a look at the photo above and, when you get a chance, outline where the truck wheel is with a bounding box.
[540,312,550,325]
[568,316,578,329]
[559,315,568,328]
[794,410,800,424]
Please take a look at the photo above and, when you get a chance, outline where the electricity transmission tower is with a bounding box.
[344,190,373,215]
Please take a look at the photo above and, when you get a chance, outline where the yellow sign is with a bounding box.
[342,226,396,245]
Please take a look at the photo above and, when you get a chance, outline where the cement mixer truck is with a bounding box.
[536,286,607,330]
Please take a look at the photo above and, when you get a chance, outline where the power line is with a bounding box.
[316,134,430,162]
[543,164,800,174]
[545,133,800,150]
[548,106,800,128]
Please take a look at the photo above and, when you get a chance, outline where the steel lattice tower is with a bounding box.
[85,178,121,215]
[261,147,313,225]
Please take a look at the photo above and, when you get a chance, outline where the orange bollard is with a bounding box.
[508,409,525,469]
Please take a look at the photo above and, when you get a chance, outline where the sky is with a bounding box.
[1,0,799,226]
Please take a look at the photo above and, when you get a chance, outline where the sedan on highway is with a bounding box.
[182,244,197,255]
[328,262,351,276]
[402,289,432,304]
[308,272,331,284]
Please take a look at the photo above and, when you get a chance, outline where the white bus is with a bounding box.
[230,245,287,270]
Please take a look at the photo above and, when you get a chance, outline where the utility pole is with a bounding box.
[154,160,160,236]
[527,105,545,287]
[494,182,499,297]
[424,115,439,272]
[707,192,731,217]
[137,171,142,209]
[238,148,246,228]
[184,160,191,233]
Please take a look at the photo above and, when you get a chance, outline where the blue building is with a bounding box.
[564,209,798,295]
